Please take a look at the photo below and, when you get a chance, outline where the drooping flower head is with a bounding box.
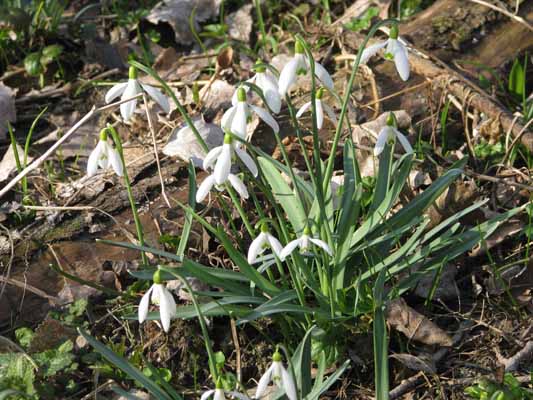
[295,87,337,129]
[360,24,410,81]
[374,112,413,157]
[247,222,283,264]
[223,87,279,141]
[278,40,334,97]
[280,226,333,261]
[138,268,177,333]
[255,350,297,400]
[87,128,123,177]
[202,378,250,400]
[105,66,170,121]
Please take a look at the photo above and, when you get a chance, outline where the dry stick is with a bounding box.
[496,340,533,372]
[0,276,59,304]
[142,94,171,208]
[0,93,143,200]
[230,318,242,383]
[467,0,533,32]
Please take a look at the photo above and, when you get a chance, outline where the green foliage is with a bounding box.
[474,139,505,163]
[508,58,526,100]
[399,0,435,18]
[344,7,379,32]
[465,374,533,399]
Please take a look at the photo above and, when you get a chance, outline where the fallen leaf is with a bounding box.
[216,46,234,70]
[386,298,453,346]
[470,219,524,257]
[199,79,234,115]
[390,353,436,374]
[146,0,222,45]
[0,143,32,183]
[226,4,253,43]
[413,264,459,301]
[0,82,16,138]
[28,318,76,353]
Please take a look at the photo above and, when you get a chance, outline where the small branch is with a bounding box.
[467,0,533,32]
[496,340,533,372]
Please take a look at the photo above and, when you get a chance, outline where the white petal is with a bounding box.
[316,99,324,129]
[203,146,223,171]
[157,285,174,332]
[392,39,410,81]
[322,103,337,125]
[105,82,128,103]
[106,146,124,177]
[196,174,216,203]
[374,126,391,156]
[360,41,388,64]
[120,79,141,121]
[266,234,283,258]
[255,364,274,398]
[309,238,333,256]
[250,105,279,133]
[295,101,311,119]
[312,60,334,91]
[221,106,237,131]
[248,232,268,264]
[141,83,170,113]
[228,174,249,199]
[257,73,281,114]
[394,128,413,154]
[280,366,297,400]
[201,389,215,400]
[213,389,226,400]
[214,144,232,185]
[231,102,248,139]
[278,58,299,97]
[280,238,302,261]
[87,141,104,177]
[234,147,258,177]
[138,285,154,324]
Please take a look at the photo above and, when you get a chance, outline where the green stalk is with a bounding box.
[254,0,268,50]
[226,184,254,237]
[322,19,399,191]
[22,107,48,198]
[107,125,148,266]
[7,122,23,196]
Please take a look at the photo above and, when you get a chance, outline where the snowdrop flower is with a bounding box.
[202,379,250,400]
[360,25,410,81]
[138,269,177,333]
[232,61,282,114]
[374,113,413,157]
[255,350,297,400]
[203,133,258,185]
[196,172,249,203]
[105,66,170,121]
[87,129,123,177]
[223,87,279,140]
[278,41,334,97]
[248,223,283,264]
[295,87,337,129]
[280,226,333,261]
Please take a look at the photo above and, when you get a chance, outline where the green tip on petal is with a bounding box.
[215,377,223,389]
[99,128,108,141]
[295,40,304,54]
[128,66,138,79]
[223,133,233,144]
[272,350,282,362]
[386,112,397,127]
[260,222,268,233]
[254,60,266,73]
[303,226,311,235]
[316,87,325,99]
[153,268,162,284]
[389,24,399,40]
[236,87,246,102]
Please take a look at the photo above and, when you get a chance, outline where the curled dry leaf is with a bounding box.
[390,353,437,374]
[216,46,234,70]
[0,82,16,138]
[146,0,222,45]
[386,298,453,347]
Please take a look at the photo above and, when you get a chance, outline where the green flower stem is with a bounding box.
[322,19,399,191]
[7,122,24,195]
[254,0,267,50]
[107,125,148,266]
[226,184,254,238]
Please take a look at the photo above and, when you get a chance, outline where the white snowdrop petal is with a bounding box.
[157,285,173,332]
[395,128,414,154]
[213,389,226,400]
[120,79,141,121]
[280,366,297,400]
[393,40,410,81]
[87,142,103,177]
[309,238,333,256]
[234,147,258,177]
[141,83,170,113]
[231,102,248,139]
[278,58,299,97]
[296,101,312,119]
[256,364,275,399]
[316,99,324,129]
[138,285,154,324]
[196,175,216,202]
[201,389,215,400]
[280,238,302,261]
[266,234,283,258]
[250,105,279,133]
[203,146,223,171]
[107,147,124,177]
[248,232,267,264]
[221,106,237,131]
[214,144,232,185]
[312,60,334,91]
[360,41,388,64]
[228,174,249,199]
[257,73,281,114]
[374,126,391,156]
[105,82,128,103]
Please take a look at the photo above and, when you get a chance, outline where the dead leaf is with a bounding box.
[199,79,234,115]
[386,298,453,346]
[217,46,234,70]
[390,353,437,374]
[470,219,524,257]
[226,4,253,43]
[146,0,222,45]
[28,318,76,353]
[0,82,16,138]
[0,143,32,183]
[163,116,223,165]
[414,264,459,301]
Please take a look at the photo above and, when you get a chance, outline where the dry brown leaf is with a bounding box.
[217,46,234,70]
[226,4,253,43]
[470,219,524,257]
[386,298,453,346]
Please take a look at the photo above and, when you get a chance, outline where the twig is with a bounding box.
[0,93,143,199]
[466,0,533,32]
[496,340,533,371]
[230,318,242,383]
[0,275,59,305]
[143,94,171,208]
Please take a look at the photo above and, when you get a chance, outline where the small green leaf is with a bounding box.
[15,328,34,350]
[344,7,379,32]
[41,44,63,65]
[508,58,525,98]
[24,52,43,76]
